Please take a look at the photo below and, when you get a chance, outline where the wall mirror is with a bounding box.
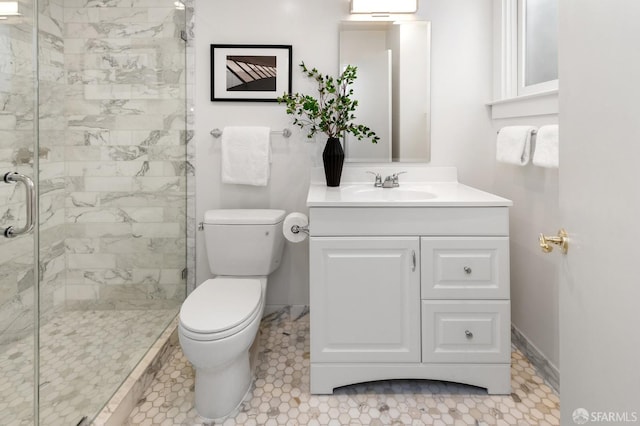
[339,20,431,163]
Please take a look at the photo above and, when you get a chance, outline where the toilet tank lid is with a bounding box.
[203,209,286,225]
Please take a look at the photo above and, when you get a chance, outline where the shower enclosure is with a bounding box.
[0,1,189,424]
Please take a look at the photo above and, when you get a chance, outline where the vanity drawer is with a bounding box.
[421,237,509,299]
[421,300,510,364]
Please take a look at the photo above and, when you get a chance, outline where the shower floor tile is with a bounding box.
[125,310,560,426]
[0,308,177,426]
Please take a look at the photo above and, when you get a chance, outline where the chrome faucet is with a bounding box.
[366,171,383,187]
[382,172,407,188]
[367,171,407,188]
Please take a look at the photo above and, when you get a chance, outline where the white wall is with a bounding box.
[423,0,495,179]
[195,0,499,311]
[194,0,348,310]
[491,115,560,372]
[195,0,559,375]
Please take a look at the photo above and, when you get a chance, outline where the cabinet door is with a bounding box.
[310,237,421,363]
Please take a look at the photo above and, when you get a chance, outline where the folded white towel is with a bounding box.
[221,126,271,186]
[532,124,559,169]
[496,126,536,166]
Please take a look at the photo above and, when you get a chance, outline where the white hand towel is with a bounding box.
[496,126,536,166]
[532,124,559,168]
[221,126,271,186]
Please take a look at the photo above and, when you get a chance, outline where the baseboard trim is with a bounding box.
[511,324,559,393]
[264,304,309,320]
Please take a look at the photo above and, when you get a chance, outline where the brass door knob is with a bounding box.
[539,229,569,254]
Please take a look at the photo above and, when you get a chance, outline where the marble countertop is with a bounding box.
[307,166,513,207]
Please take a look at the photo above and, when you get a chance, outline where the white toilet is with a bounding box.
[178,209,286,420]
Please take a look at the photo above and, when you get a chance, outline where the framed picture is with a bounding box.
[210,44,293,102]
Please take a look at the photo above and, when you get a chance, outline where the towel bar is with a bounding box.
[210,128,292,138]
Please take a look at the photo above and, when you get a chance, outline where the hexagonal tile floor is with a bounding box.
[125,309,560,426]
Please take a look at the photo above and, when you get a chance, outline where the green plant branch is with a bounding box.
[278,62,379,143]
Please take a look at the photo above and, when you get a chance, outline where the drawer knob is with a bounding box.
[463,266,472,274]
[465,330,473,339]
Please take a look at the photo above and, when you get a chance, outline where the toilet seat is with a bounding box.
[179,278,263,341]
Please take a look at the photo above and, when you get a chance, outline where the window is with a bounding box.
[490,0,558,118]
[518,0,558,95]
[493,0,558,100]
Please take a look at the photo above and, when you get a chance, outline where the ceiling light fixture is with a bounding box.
[0,1,20,16]
[350,0,418,14]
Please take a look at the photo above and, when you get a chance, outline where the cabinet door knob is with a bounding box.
[411,250,416,272]
[465,330,473,339]
[463,266,472,274]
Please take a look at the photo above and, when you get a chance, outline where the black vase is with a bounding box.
[322,137,345,187]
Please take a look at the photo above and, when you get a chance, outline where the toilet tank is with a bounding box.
[203,209,286,276]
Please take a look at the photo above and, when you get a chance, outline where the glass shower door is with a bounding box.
[1,1,187,423]
[0,1,39,424]
[35,1,188,424]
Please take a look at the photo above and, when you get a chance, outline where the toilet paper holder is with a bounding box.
[290,224,309,236]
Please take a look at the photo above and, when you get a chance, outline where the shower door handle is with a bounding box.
[2,172,36,238]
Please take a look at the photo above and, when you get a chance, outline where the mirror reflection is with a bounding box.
[339,20,431,163]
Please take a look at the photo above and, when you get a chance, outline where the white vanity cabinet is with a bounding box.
[308,204,512,395]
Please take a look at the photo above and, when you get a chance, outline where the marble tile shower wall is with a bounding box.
[39,0,68,322]
[62,0,187,310]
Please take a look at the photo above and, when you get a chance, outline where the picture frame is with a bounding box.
[210,44,293,102]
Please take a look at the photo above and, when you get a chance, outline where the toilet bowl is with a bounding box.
[178,209,285,420]
[179,277,266,420]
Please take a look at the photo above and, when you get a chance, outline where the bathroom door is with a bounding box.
[558,0,640,424]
